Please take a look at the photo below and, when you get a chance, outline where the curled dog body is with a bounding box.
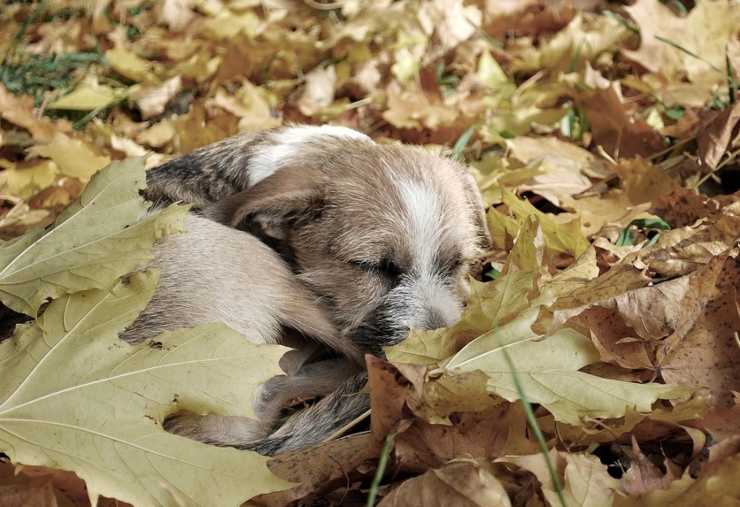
[143,125,490,454]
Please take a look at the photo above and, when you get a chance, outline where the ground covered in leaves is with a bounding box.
[0,0,739,506]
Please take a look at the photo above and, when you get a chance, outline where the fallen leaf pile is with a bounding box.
[0,0,739,506]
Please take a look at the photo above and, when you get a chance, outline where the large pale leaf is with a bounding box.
[446,311,687,425]
[0,158,187,316]
[0,270,291,506]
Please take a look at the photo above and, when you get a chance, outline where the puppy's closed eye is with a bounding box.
[349,258,404,281]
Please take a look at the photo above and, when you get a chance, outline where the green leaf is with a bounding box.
[485,266,501,280]
[0,271,292,506]
[615,217,671,247]
[665,105,685,120]
[631,217,671,230]
[0,158,188,316]
[445,314,688,425]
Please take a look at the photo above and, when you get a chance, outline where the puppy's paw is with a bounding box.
[163,411,266,447]
[254,375,290,420]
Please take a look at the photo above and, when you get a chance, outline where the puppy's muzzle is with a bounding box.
[354,275,463,352]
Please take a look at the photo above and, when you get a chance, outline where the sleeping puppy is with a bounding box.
[143,125,491,453]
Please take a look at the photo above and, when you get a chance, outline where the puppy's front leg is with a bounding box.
[162,412,269,448]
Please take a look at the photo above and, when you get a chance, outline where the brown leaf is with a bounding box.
[395,405,538,474]
[568,306,654,370]
[579,84,666,158]
[651,188,726,228]
[613,158,680,206]
[621,437,676,496]
[660,255,740,392]
[246,433,377,507]
[0,85,70,142]
[696,391,740,441]
[378,459,512,507]
[368,356,413,442]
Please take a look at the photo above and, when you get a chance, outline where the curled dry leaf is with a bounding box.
[697,101,740,170]
[620,437,676,496]
[247,433,377,507]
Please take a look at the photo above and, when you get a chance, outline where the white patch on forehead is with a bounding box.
[393,178,443,269]
[248,125,372,186]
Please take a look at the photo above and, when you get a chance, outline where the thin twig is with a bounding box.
[694,147,740,189]
[322,409,371,443]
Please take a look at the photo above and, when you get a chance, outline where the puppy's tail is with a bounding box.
[243,372,369,456]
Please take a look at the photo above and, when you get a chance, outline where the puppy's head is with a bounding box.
[207,136,490,352]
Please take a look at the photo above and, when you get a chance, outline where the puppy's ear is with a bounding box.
[459,170,492,251]
[204,164,327,241]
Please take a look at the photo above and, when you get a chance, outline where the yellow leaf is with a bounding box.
[487,206,519,249]
[105,47,155,83]
[502,188,589,257]
[28,133,110,181]
[446,322,689,425]
[477,51,509,88]
[512,13,630,73]
[202,11,262,39]
[0,160,58,199]
[47,78,125,111]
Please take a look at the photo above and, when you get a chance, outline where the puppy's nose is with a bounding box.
[422,310,450,330]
